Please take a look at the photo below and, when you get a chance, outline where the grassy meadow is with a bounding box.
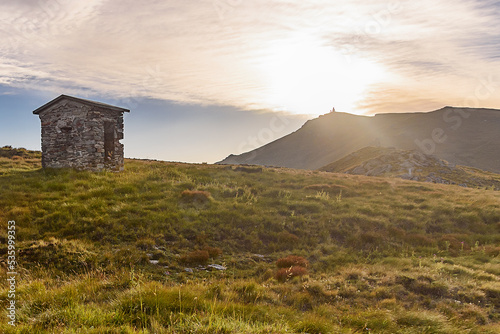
[0,147,499,333]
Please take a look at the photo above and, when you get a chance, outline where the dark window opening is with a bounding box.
[104,121,115,161]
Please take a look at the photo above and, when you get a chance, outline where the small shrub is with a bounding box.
[203,246,223,259]
[180,190,212,203]
[180,250,210,265]
[275,266,308,282]
[276,255,309,269]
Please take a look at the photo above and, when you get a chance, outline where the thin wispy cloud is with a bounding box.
[0,0,499,116]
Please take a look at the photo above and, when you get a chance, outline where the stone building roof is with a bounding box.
[32,95,130,114]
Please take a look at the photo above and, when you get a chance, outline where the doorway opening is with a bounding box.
[104,121,115,161]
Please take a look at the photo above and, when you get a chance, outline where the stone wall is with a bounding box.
[38,100,125,171]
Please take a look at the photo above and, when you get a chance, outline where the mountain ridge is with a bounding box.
[218,106,500,173]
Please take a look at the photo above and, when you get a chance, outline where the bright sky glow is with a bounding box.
[257,35,388,115]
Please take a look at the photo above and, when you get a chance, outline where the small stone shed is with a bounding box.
[33,95,129,171]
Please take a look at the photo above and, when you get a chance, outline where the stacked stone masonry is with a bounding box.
[34,96,129,172]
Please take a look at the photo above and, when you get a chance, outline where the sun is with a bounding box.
[257,36,387,116]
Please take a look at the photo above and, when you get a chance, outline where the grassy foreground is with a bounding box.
[0,148,499,333]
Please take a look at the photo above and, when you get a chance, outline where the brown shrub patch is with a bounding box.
[275,266,308,282]
[203,246,223,258]
[180,250,210,265]
[276,255,309,268]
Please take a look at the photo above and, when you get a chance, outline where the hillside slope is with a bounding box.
[319,146,500,189]
[0,149,499,333]
[219,107,500,173]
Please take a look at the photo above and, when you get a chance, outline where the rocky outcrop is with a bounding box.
[320,146,500,189]
[334,148,455,183]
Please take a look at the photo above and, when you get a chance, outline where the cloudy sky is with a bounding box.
[1,0,499,162]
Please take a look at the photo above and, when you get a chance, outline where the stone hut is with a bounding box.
[33,95,129,171]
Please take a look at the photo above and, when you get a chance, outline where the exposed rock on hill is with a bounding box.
[319,146,500,189]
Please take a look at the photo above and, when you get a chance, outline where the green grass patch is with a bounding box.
[0,147,499,332]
